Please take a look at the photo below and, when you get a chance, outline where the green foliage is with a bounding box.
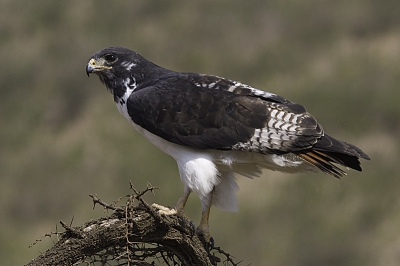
[1,0,399,265]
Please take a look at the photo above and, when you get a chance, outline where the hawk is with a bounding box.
[86,46,369,242]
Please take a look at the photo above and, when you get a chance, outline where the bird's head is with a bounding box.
[86,46,163,99]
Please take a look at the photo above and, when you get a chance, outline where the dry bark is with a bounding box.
[26,184,239,266]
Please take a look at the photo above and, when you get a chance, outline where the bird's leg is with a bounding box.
[197,191,213,244]
[152,187,191,216]
[173,187,191,215]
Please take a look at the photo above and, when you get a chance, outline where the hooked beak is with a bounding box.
[86,58,112,77]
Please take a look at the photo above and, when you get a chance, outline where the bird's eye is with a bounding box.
[104,54,117,63]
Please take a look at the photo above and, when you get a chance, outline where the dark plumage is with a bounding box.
[86,46,369,241]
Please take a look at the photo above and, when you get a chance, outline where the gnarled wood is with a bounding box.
[26,185,239,266]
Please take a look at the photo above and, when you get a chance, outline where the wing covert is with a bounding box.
[126,73,324,153]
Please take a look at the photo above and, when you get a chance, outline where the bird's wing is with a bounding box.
[126,73,323,154]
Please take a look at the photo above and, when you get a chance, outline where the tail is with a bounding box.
[297,134,370,178]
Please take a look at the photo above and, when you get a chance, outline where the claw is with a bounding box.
[196,225,213,247]
[209,237,215,249]
[197,227,214,250]
[189,221,196,236]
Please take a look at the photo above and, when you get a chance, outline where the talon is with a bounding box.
[151,203,177,215]
[189,221,196,236]
[196,226,213,248]
[209,237,215,249]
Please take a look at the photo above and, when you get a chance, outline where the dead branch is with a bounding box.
[26,184,240,266]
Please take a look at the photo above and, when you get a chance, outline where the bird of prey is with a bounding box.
[86,46,369,242]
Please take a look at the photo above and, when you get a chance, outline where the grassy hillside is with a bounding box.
[1,1,399,265]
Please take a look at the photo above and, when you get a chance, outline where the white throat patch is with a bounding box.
[116,77,137,118]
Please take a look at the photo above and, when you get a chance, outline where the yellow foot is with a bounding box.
[151,203,177,215]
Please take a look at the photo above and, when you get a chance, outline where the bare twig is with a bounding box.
[89,193,124,212]
[29,232,57,248]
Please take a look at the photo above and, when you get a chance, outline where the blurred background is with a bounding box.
[1,0,399,265]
